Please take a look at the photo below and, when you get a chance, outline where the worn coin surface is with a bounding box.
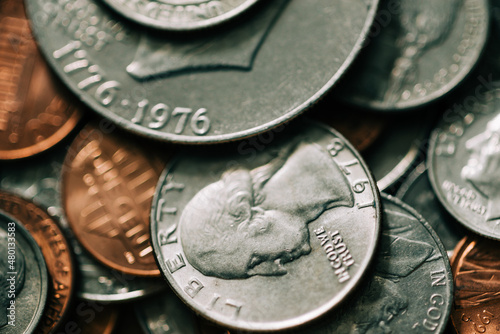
[62,123,165,276]
[26,0,378,143]
[102,0,261,31]
[0,0,81,160]
[151,121,381,331]
[397,163,466,255]
[429,88,500,240]
[450,237,500,333]
[0,210,48,334]
[0,146,166,302]
[335,0,489,110]
[301,195,453,334]
[135,289,199,334]
[0,192,74,334]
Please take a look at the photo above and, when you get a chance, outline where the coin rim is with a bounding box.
[0,209,49,334]
[25,0,380,144]
[338,0,490,111]
[101,0,262,31]
[150,120,382,332]
[427,123,500,240]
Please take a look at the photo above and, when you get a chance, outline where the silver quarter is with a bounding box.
[0,148,166,302]
[335,0,489,110]
[101,0,260,31]
[135,289,199,334]
[429,88,500,240]
[303,195,453,334]
[151,121,381,331]
[25,0,378,143]
[396,163,465,255]
[0,211,48,334]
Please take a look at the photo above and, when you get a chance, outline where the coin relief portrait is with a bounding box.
[461,114,500,222]
[0,230,26,328]
[179,142,354,279]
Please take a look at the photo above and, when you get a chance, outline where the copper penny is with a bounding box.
[59,300,119,334]
[0,191,74,333]
[0,0,81,160]
[62,123,166,277]
[450,236,500,333]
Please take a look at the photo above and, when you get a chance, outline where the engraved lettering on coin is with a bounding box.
[0,231,25,328]
[429,89,500,240]
[151,122,380,331]
[179,142,354,279]
[103,0,260,31]
[26,0,379,142]
[305,196,453,334]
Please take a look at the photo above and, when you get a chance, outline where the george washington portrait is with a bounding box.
[179,141,355,279]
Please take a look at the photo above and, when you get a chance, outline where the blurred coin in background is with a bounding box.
[62,123,166,277]
[0,0,81,160]
[429,88,500,240]
[335,0,489,111]
[0,192,74,334]
[0,210,48,334]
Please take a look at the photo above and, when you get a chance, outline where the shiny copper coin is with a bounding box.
[312,109,386,152]
[0,191,74,333]
[62,123,165,276]
[0,0,81,160]
[450,236,500,333]
[59,300,119,334]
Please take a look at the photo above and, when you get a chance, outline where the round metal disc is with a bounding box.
[0,210,48,334]
[101,0,261,31]
[334,0,489,111]
[428,88,500,240]
[150,121,381,331]
[25,0,378,143]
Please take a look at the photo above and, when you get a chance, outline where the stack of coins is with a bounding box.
[0,0,499,333]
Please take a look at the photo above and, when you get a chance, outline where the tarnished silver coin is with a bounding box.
[396,163,465,256]
[101,0,260,31]
[362,112,430,192]
[25,0,378,143]
[0,210,48,334]
[335,0,489,110]
[0,147,166,302]
[302,195,453,334]
[151,121,381,331]
[135,289,199,334]
[429,88,500,240]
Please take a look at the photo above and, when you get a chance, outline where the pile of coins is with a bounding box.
[1,0,499,333]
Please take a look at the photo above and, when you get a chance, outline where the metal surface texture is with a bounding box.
[397,163,466,254]
[335,0,489,110]
[62,123,165,277]
[302,195,454,334]
[0,210,48,334]
[151,121,381,331]
[429,88,500,240]
[101,0,261,31]
[0,192,74,334]
[25,0,378,143]
[450,236,500,333]
[0,0,82,160]
[0,144,167,303]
